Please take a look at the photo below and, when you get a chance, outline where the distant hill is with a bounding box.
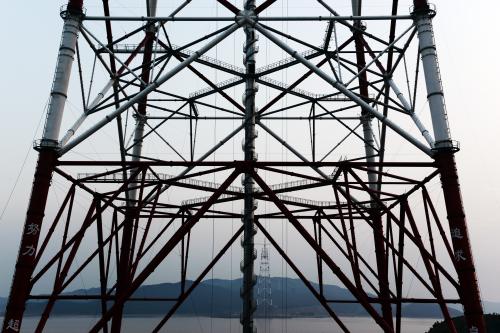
[449,300,500,314]
[427,314,500,333]
[0,277,461,318]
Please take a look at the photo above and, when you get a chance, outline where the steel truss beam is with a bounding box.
[4,160,471,332]
[2,0,485,332]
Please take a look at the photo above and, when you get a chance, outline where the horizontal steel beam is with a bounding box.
[28,295,179,301]
[83,15,413,22]
[57,160,436,167]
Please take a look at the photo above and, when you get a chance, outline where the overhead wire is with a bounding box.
[263,4,271,332]
[229,5,237,330]
[279,1,288,331]
[0,97,48,223]
[283,1,290,331]
[210,3,219,332]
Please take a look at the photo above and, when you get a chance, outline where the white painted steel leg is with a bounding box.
[413,8,451,149]
[361,115,377,182]
[41,10,82,147]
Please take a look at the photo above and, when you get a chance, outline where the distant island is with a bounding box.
[0,277,463,319]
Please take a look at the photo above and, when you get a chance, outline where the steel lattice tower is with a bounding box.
[257,242,272,332]
[2,0,486,332]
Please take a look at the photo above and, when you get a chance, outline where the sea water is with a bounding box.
[1,316,438,332]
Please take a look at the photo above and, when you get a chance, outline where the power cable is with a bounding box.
[0,98,48,223]
[210,4,219,332]
[229,13,237,332]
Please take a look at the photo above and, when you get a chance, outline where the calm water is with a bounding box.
[2,316,437,332]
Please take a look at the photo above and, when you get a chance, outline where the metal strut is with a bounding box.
[1,1,84,332]
[1,1,488,333]
[111,2,158,331]
[241,1,258,332]
[412,0,486,331]
[351,1,394,330]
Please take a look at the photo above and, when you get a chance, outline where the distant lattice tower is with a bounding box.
[257,242,272,332]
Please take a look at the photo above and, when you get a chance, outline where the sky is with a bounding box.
[0,0,499,307]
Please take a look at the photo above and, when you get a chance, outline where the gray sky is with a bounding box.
[0,0,499,305]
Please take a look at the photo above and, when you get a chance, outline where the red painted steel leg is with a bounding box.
[110,209,136,333]
[3,0,83,330]
[2,150,57,332]
[372,211,394,330]
[436,153,486,332]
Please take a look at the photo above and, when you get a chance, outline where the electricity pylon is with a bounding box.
[2,0,485,332]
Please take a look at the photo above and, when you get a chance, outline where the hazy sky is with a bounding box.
[0,0,499,306]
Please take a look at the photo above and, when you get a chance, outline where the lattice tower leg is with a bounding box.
[241,1,258,332]
[1,1,83,332]
[413,0,486,331]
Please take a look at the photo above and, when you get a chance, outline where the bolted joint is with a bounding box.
[432,140,460,154]
[350,20,367,32]
[366,200,381,211]
[61,0,85,19]
[413,0,430,11]
[143,21,157,33]
[237,9,257,27]
[133,111,148,122]
[360,110,374,121]
[411,1,436,18]
[35,139,61,151]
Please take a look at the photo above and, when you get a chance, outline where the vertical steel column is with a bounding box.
[412,0,451,149]
[111,2,157,331]
[352,1,393,329]
[110,206,135,333]
[1,151,57,333]
[412,1,486,332]
[1,1,83,332]
[436,154,485,332]
[241,1,258,332]
[41,1,83,147]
